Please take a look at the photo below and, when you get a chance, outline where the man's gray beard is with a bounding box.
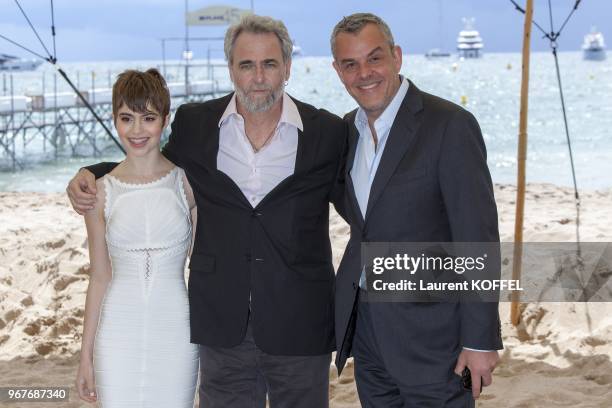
[235,84,284,113]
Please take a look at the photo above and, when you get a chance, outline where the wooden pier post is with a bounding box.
[511,0,534,326]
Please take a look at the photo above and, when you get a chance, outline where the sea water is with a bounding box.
[0,51,610,192]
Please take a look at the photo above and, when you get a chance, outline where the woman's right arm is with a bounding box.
[76,179,112,403]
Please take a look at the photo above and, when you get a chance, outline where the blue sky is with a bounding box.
[1,0,610,61]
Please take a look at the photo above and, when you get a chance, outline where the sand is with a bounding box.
[0,183,611,407]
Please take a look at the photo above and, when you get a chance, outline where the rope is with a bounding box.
[547,0,555,38]
[0,33,50,61]
[558,0,582,35]
[13,0,53,60]
[508,0,582,248]
[50,0,57,62]
[0,2,125,154]
[509,0,548,37]
[55,66,125,154]
[550,45,581,247]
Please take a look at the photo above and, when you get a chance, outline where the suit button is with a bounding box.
[245,254,251,262]
[352,282,357,290]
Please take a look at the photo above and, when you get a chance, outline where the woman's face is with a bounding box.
[114,104,168,157]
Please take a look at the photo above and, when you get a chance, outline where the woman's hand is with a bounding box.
[76,359,97,403]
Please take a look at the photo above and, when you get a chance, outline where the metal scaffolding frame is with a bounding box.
[0,68,232,171]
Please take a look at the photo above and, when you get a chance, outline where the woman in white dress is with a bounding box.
[75,68,198,407]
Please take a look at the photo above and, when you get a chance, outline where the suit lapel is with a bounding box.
[246,96,319,208]
[344,110,365,227]
[199,93,253,207]
[364,81,424,221]
[292,97,320,177]
[345,110,359,174]
[196,93,232,172]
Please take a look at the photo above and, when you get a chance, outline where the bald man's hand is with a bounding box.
[454,349,499,399]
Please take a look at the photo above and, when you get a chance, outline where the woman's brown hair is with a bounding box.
[112,68,170,121]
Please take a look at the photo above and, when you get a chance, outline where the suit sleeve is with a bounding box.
[438,109,503,351]
[85,162,120,179]
[329,119,349,222]
[161,105,184,167]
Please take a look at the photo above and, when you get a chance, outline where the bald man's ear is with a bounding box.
[392,45,403,71]
[332,60,344,84]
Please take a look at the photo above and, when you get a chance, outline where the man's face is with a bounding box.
[333,23,402,121]
[229,31,290,113]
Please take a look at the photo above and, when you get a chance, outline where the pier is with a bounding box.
[0,63,232,171]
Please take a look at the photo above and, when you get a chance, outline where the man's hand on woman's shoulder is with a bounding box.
[66,168,98,215]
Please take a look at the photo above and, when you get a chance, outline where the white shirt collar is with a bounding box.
[219,92,304,131]
[355,76,410,133]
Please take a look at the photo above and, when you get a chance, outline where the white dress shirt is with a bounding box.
[217,92,303,207]
[351,77,410,218]
[352,77,409,291]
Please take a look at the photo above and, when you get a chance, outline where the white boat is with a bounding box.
[582,27,606,61]
[291,42,302,57]
[0,54,43,71]
[457,18,483,59]
[425,0,451,59]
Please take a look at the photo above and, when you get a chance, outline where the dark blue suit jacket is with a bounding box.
[334,80,503,384]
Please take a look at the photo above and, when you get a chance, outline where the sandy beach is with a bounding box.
[1,183,611,407]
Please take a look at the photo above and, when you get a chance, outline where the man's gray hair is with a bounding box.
[224,14,293,64]
[330,13,395,58]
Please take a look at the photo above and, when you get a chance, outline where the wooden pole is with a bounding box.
[511,0,534,326]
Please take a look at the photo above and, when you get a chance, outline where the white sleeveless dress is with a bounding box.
[94,167,198,407]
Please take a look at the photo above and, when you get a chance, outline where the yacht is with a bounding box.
[457,18,483,59]
[582,28,606,61]
[0,54,43,71]
[425,0,451,59]
[292,41,302,57]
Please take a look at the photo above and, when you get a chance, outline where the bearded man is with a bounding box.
[66,14,347,408]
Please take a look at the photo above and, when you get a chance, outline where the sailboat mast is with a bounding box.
[184,0,190,92]
[438,0,444,51]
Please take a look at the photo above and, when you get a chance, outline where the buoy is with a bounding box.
[451,63,458,72]
[460,95,468,105]
[306,66,311,73]
[507,63,512,70]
